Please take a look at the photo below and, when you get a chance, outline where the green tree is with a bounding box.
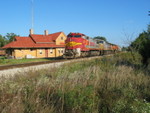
[122,46,128,51]
[5,33,18,43]
[0,33,18,47]
[94,36,107,41]
[0,35,7,47]
[130,25,150,66]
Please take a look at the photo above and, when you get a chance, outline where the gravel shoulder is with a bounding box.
[0,56,104,78]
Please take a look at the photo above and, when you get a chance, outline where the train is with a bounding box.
[63,32,119,58]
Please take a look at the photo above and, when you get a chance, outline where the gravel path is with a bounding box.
[0,61,70,78]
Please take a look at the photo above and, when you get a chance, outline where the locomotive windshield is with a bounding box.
[68,35,73,38]
[99,41,104,43]
[74,35,81,38]
[67,35,81,38]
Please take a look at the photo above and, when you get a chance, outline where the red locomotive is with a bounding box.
[63,32,119,58]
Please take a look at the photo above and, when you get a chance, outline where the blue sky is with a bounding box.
[0,0,150,46]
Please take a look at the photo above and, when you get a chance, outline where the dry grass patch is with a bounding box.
[0,52,150,113]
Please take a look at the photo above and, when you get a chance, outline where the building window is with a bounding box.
[58,50,61,53]
[61,37,63,40]
[30,49,34,51]
[39,49,42,54]
[61,49,64,53]
[50,49,53,54]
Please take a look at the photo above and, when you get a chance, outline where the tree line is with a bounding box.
[130,24,150,67]
[0,33,18,47]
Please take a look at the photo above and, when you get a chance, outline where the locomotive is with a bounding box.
[63,32,119,58]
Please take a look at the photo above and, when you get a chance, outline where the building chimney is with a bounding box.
[45,30,48,35]
[30,29,34,35]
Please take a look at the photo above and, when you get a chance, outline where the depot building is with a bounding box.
[2,29,67,59]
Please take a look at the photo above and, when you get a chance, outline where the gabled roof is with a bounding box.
[2,32,65,49]
[30,34,53,43]
[49,32,62,41]
[30,32,62,43]
[3,37,35,48]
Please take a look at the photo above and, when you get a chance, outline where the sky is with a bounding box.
[0,0,150,46]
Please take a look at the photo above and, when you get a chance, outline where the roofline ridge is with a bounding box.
[49,31,62,35]
[29,34,37,43]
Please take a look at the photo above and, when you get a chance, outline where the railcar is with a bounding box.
[63,32,119,58]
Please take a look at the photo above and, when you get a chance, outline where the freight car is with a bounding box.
[63,32,119,58]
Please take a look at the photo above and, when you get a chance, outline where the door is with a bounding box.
[45,49,48,58]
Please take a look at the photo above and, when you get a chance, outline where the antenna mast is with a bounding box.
[31,0,34,29]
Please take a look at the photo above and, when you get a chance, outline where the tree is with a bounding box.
[0,35,7,47]
[0,33,18,47]
[130,25,150,66]
[122,46,128,51]
[5,33,18,43]
[94,36,107,41]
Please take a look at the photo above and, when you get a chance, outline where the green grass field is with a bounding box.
[0,52,150,113]
[0,57,53,65]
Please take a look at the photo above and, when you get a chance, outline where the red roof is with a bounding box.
[3,32,65,48]
[49,32,62,41]
[30,35,53,43]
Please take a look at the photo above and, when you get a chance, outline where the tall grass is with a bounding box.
[0,52,150,113]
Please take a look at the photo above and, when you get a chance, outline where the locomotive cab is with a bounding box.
[64,33,84,58]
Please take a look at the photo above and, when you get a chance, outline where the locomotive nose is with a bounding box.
[65,38,82,48]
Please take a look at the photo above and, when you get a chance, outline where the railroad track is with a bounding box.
[0,54,115,78]
[0,58,69,71]
[0,54,110,71]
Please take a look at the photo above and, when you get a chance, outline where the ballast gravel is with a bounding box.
[0,56,103,78]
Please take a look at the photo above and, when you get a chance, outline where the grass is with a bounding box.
[0,56,5,59]
[0,52,150,113]
[0,58,53,65]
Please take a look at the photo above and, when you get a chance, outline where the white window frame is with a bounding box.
[50,49,53,54]
[39,49,43,54]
